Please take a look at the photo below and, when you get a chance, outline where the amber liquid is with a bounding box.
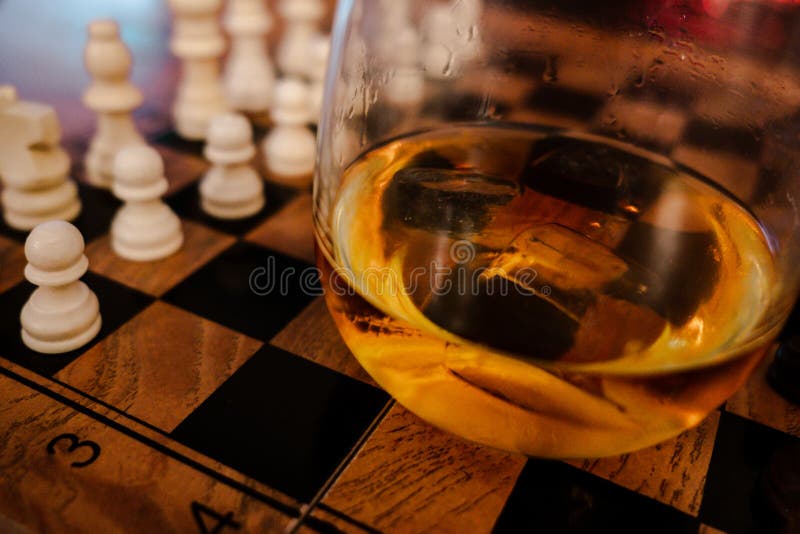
[318,124,785,457]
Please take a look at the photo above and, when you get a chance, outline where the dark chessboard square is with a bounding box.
[149,128,206,158]
[0,272,153,377]
[167,180,298,236]
[0,182,120,244]
[170,344,390,503]
[493,459,698,534]
[421,91,511,122]
[524,85,605,121]
[163,241,319,341]
[699,411,800,534]
[680,119,761,158]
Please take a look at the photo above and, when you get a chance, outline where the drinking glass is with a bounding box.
[313,0,800,458]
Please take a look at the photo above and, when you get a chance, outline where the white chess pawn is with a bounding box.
[385,26,424,107]
[110,146,184,261]
[262,79,317,187]
[200,113,265,219]
[276,0,324,77]
[20,221,101,354]
[422,0,482,80]
[168,0,229,140]
[223,0,275,114]
[306,34,330,126]
[83,20,145,188]
[422,4,458,80]
[0,86,81,231]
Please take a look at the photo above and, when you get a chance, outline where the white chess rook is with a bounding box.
[0,86,81,230]
[223,0,275,113]
[21,221,101,354]
[169,0,228,140]
[111,146,184,261]
[276,0,324,77]
[83,20,145,188]
[200,113,265,219]
[262,79,317,187]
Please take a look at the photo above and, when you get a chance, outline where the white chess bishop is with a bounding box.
[276,0,324,77]
[262,79,317,187]
[223,0,275,114]
[0,86,81,231]
[20,221,101,354]
[110,145,184,262]
[168,0,229,140]
[200,113,265,219]
[83,20,145,188]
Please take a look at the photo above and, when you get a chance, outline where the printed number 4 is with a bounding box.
[46,433,101,468]
[191,501,241,534]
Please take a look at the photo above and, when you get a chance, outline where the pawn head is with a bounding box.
[205,112,255,163]
[24,220,89,286]
[114,145,164,186]
[272,79,310,125]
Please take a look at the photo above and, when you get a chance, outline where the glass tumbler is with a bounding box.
[313,0,800,458]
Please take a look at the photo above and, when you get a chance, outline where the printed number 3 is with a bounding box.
[46,433,101,468]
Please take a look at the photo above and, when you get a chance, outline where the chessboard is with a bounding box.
[2,1,800,533]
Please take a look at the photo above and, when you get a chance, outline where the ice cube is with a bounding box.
[382,167,521,236]
[482,223,629,294]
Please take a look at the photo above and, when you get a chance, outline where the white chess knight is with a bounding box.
[168,0,229,140]
[200,113,265,219]
[110,146,184,262]
[223,0,275,114]
[0,86,81,231]
[262,79,317,187]
[20,221,101,354]
[83,20,146,188]
[276,0,324,77]
[306,34,330,125]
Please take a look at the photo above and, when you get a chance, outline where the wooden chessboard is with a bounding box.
[2,1,800,533]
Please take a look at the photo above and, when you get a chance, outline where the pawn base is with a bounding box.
[202,195,264,220]
[4,200,82,231]
[112,232,184,262]
[22,315,102,355]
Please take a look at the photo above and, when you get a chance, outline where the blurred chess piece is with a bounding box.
[201,113,265,219]
[168,0,229,140]
[223,0,275,114]
[385,26,424,107]
[111,145,184,261]
[83,20,145,188]
[306,34,330,126]
[20,221,101,354]
[262,79,316,188]
[276,0,324,77]
[0,85,81,231]
[422,0,483,80]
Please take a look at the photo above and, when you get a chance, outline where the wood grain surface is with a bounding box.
[317,404,527,533]
[568,411,720,516]
[726,348,800,438]
[271,297,376,386]
[246,193,316,264]
[0,236,25,294]
[86,220,235,297]
[54,301,262,432]
[0,373,292,533]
